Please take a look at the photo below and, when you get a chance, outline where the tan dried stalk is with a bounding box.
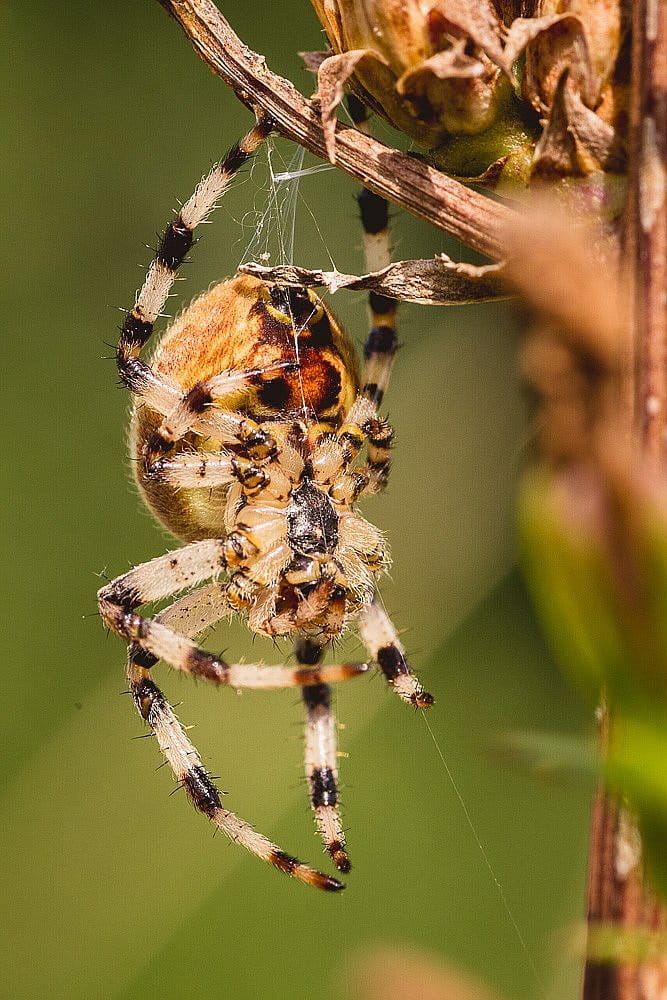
[582,3,667,1000]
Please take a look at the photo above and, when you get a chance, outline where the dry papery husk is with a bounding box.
[240,256,507,305]
[306,0,628,179]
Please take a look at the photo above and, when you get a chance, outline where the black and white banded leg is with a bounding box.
[296,637,350,873]
[308,394,395,505]
[116,115,273,408]
[98,540,369,689]
[356,185,397,494]
[358,190,398,412]
[348,96,399,413]
[359,599,434,709]
[326,395,396,500]
[125,584,343,889]
[144,359,295,457]
[141,435,277,493]
[127,657,345,891]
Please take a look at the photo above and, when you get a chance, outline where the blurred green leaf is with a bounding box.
[519,469,620,703]
[587,922,667,965]
[495,728,598,782]
[520,463,667,901]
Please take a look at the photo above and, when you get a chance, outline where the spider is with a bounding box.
[98,110,434,893]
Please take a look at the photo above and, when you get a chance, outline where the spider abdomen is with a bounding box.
[149,274,358,422]
[131,274,359,542]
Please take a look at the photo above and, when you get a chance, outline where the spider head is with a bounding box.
[277,552,349,638]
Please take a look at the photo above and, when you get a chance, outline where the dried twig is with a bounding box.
[157,0,513,261]
[240,256,508,305]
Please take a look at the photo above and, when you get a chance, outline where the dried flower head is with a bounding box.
[307,0,628,179]
[309,0,513,152]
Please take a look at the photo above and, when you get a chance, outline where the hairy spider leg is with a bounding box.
[100,566,365,892]
[359,599,434,709]
[126,654,345,892]
[116,115,273,408]
[348,96,399,416]
[296,637,350,873]
[112,114,304,495]
[305,109,396,503]
[98,540,369,688]
[347,97,433,709]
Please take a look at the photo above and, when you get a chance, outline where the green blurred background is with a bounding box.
[1,2,592,998]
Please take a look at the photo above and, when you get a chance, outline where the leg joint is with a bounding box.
[364,325,398,358]
[131,676,164,720]
[309,767,338,808]
[182,765,223,817]
[302,682,331,709]
[156,217,194,270]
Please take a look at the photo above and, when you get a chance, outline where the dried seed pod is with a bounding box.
[523,0,628,175]
[309,0,513,150]
[523,0,624,113]
[309,0,628,180]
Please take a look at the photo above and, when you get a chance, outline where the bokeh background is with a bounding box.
[1,2,592,998]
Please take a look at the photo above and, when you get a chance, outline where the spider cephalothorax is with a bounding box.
[219,410,390,640]
[98,115,433,893]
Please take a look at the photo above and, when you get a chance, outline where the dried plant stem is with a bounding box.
[584,3,667,999]
[157,0,513,260]
[583,718,666,1000]
[584,790,667,1000]
[626,0,667,466]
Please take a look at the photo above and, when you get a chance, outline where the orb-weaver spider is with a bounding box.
[98,110,433,892]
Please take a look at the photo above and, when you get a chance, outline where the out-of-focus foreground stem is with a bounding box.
[626,0,667,468]
[583,721,666,999]
[584,3,667,999]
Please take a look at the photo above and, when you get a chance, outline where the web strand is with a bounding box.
[235,147,539,983]
[420,709,542,988]
[238,139,340,417]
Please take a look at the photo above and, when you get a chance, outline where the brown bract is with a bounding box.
[307,0,628,176]
[524,1,629,176]
[309,0,511,155]
[524,0,624,112]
